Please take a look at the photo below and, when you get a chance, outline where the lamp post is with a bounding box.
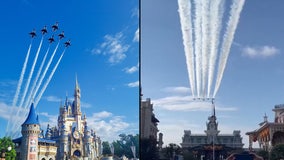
[1,146,11,160]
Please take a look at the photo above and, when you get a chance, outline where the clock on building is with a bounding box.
[73,130,80,139]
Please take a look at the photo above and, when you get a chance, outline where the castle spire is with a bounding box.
[264,113,268,122]
[74,76,81,115]
[22,103,39,125]
[212,98,216,117]
[75,73,79,90]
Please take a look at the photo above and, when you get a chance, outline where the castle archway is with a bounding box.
[272,131,284,146]
[73,150,81,157]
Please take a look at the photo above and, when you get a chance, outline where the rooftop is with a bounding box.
[22,103,39,125]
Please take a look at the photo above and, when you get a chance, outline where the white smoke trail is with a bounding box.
[207,0,225,97]
[193,0,202,98]
[178,0,196,97]
[18,37,44,108]
[12,41,59,134]
[23,46,51,111]
[35,49,66,106]
[201,0,210,98]
[10,37,44,132]
[6,42,32,134]
[30,41,60,103]
[213,0,245,97]
[11,42,61,137]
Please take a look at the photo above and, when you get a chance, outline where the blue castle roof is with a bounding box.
[22,103,39,125]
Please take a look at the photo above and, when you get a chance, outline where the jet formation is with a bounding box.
[30,22,71,47]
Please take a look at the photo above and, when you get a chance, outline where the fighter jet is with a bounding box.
[29,29,36,38]
[48,35,55,43]
[41,26,47,35]
[64,40,71,47]
[52,22,59,31]
[58,31,65,39]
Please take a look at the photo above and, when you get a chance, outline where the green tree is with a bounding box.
[0,137,16,160]
[270,144,284,160]
[257,149,268,160]
[164,143,181,159]
[102,141,111,155]
[102,134,139,158]
[113,134,139,158]
[182,149,198,160]
[140,137,159,160]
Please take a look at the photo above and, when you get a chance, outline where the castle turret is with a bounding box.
[59,124,69,160]
[205,102,220,144]
[21,103,41,160]
[83,123,93,159]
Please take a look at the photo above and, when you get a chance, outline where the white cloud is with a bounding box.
[0,102,14,120]
[0,80,17,104]
[153,96,208,111]
[242,45,280,58]
[152,95,237,112]
[162,86,190,95]
[88,111,130,142]
[131,7,139,18]
[92,32,129,64]
[127,81,139,88]
[124,63,138,74]
[133,28,139,42]
[92,111,113,120]
[81,102,92,108]
[38,112,58,129]
[44,96,61,102]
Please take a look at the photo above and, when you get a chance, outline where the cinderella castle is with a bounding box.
[13,79,102,160]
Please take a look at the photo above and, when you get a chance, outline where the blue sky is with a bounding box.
[142,0,284,148]
[0,0,139,142]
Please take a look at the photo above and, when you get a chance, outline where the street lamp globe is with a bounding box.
[7,146,12,151]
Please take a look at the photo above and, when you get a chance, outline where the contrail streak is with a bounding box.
[18,37,44,108]
[213,0,245,97]
[178,0,196,97]
[193,0,202,98]
[201,0,210,98]
[31,41,60,104]
[177,0,245,100]
[35,49,66,106]
[6,42,32,134]
[207,0,225,97]
[12,42,60,136]
[23,46,51,111]
[11,37,44,132]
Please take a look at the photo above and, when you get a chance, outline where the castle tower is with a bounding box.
[21,103,41,160]
[205,101,220,144]
[59,124,69,160]
[83,123,93,159]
